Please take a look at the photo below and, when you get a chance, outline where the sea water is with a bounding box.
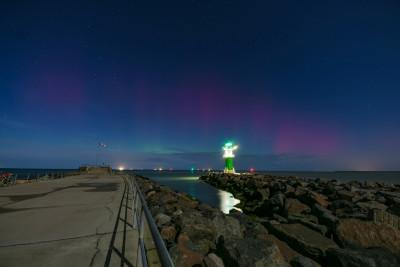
[127,170,240,213]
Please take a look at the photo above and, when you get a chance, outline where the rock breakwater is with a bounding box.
[134,174,291,267]
[199,172,400,266]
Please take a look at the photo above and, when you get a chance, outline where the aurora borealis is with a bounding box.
[1,1,400,170]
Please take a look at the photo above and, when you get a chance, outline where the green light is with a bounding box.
[224,141,233,149]
[191,167,194,171]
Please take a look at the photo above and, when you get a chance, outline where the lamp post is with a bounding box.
[96,142,106,166]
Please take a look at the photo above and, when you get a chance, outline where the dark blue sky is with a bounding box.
[1,1,400,170]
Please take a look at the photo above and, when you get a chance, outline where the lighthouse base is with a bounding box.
[224,168,236,174]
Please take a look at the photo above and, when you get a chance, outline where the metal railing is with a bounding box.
[127,174,174,267]
[0,172,80,187]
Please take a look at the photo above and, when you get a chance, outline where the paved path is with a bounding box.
[0,174,137,267]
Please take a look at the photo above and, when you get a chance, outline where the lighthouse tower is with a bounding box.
[223,141,238,174]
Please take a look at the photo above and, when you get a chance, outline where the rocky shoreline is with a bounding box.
[134,172,400,266]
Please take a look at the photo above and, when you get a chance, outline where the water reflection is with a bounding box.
[217,190,241,214]
[128,170,242,214]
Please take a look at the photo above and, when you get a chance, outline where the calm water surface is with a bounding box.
[126,170,240,213]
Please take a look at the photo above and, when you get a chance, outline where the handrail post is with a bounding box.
[137,209,148,267]
[127,174,174,267]
[133,184,139,229]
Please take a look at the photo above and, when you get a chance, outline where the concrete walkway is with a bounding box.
[0,174,138,267]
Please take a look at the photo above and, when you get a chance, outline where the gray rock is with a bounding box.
[244,223,268,238]
[211,213,242,242]
[269,193,287,208]
[301,221,328,236]
[257,188,270,200]
[253,193,287,216]
[273,214,289,223]
[290,256,320,267]
[288,213,319,224]
[294,186,308,196]
[169,232,209,267]
[379,191,400,198]
[284,198,311,217]
[335,218,400,254]
[337,190,359,202]
[388,202,400,217]
[299,190,331,208]
[284,184,295,195]
[326,247,400,267]
[217,237,290,267]
[334,209,368,220]
[268,223,338,261]
[365,181,378,188]
[332,199,355,210]
[312,204,339,229]
[376,194,387,204]
[173,209,183,216]
[228,211,256,231]
[368,209,400,230]
[176,210,215,241]
[160,226,177,243]
[357,201,387,212]
[202,253,225,267]
[155,213,172,227]
[359,192,376,201]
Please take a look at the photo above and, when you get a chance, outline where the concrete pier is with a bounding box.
[0,174,137,266]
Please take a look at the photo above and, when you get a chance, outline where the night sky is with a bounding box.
[1,1,400,171]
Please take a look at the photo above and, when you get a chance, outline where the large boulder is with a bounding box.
[337,190,359,202]
[176,210,216,241]
[267,223,338,262]
[160,226,177,243]
[356,201,387,212]
[202,253,225,267]
[217,237,290,267]
[253,193,287,217]
[176,193,199,210]
[284,198,311,217]
[228,211,256,232]
[299,190,330,208]
[262,234,301,263]
[257,188,270,200]
[154,213,172,228]
[288,213,319,224]
[293,186,308,197]
[209,212,242,242]
[169,232,210,267]
[290,256,320,267]
[369,209,400,230]
[326,247,400,267]
[387,202,400,217]
[335,219,400,254]
[312,204,339,229]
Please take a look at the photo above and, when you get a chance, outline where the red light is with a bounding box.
[169,168,173,171]
[250,168,254,173]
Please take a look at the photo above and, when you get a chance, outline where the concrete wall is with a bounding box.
[78,166,112,174]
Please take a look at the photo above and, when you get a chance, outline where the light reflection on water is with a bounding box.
[127,170,241,214]
[218,190,242,213]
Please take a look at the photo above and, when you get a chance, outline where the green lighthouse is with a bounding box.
[223,141,238,174]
